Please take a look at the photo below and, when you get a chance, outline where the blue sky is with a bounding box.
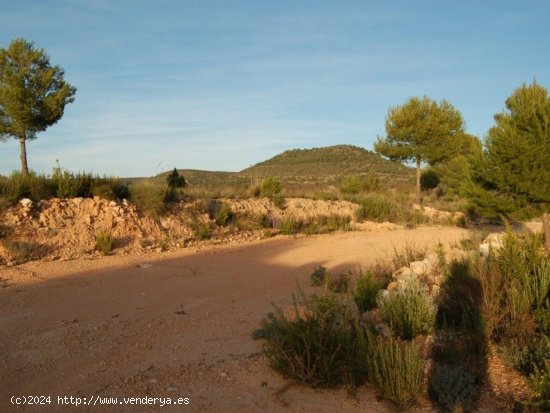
[1,0,549,177]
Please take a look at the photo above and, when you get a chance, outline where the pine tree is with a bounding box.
[464,82,550,217]
[0,39,76,176]
[375,96,465,206]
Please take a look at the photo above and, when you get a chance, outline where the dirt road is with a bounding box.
[1,227,474,412]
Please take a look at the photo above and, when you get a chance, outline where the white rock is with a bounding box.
[479,243,490,258]
[484,233,504,250]
[19,198,33,208]
[410,261,428,276]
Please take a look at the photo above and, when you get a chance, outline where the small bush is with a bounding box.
[194,224,212,240]
[529,360,550,411]
[354,271,383,312]
[355,195,396,223]
[234,212,270,231]
[310,266,328,286]
[271,193,286,209]
[377,282,437,340]
[421,169,440,192]
[366,333,424,410]
[95,231,114,255]
[391,244,427,270]
[215,202,234,226]
[498,336,550,376]
[129,184,166,217]
[304,215,351,235]
[429,364,478,412]
[279,217,299,235]
[1,239,40,263]
[262,291,364,387]
[340,174,362,194]
[328,272,351,294]
[260,177,282,198]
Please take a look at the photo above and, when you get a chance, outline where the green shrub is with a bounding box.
[271,193,286,209]
[354,271,383,312]
[429,364,478,412]
[215,202,234,226]
[0,171,55,203]
[1,239,40,263]
[260,177,282,198]
[129,184,166,217]
[420,169,440,191]
[529,360,550,411]
[52,168,95,198]
[261,291,364,388]
[377,282,437,340]
[474,229,549,342]
[498,336,550,376]
[310,266,328,287]
[355,195,396,222]
[366,333,424,410]
[328,272,351,294]
[279,217,299,235]
[340,174,362,194]
[194,224,212,240]
[234,212,270,231]
[304,215,351,235]
[95,231,114,255]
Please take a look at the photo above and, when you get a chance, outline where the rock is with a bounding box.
[137,263,154,269]
[19,198,33,208]
[479,243,490,258]
[410,261,428,276]
[479,232,505,257]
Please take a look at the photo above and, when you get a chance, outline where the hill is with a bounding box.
[135,145,414,191]
[239,145,414,186]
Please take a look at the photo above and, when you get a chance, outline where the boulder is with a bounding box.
[19,198,33,208]
[410,260,428,276]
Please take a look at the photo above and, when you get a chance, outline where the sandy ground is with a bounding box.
[1,226,501,413]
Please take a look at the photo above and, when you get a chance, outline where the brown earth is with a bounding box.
[1,225,514,413]
[0,197,364,263]
[1,196,465,265]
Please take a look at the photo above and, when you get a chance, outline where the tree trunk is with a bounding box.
[415,156,422,207]
[543,212,550,250]
[19,136,29,177]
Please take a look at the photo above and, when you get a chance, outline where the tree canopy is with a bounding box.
[0,38,76,176]
[375,96,465,205]
[464,81,550,218]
